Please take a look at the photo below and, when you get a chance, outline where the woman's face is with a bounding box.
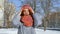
[23,9,29,15]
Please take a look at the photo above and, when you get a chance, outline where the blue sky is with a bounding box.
[52,0,60,7]
[8,0,60,12]
[8,0,24,11]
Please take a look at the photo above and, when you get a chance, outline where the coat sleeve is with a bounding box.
[33,13,42,27]
[12,13,23,28]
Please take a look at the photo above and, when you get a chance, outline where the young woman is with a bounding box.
[12,4,43,34]
[18,5,36,34]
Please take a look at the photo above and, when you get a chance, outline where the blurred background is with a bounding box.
[0,0,60,31]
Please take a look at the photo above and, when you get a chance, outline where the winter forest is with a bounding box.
[0,0,60,31]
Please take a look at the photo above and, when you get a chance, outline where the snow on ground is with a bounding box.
[35,28,60,34]
[0,28,60,34]
[0,28,18,34]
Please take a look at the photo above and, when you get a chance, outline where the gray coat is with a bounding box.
[12,12,42,34]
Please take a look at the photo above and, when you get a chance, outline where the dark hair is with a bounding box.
[20,9,34,27]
